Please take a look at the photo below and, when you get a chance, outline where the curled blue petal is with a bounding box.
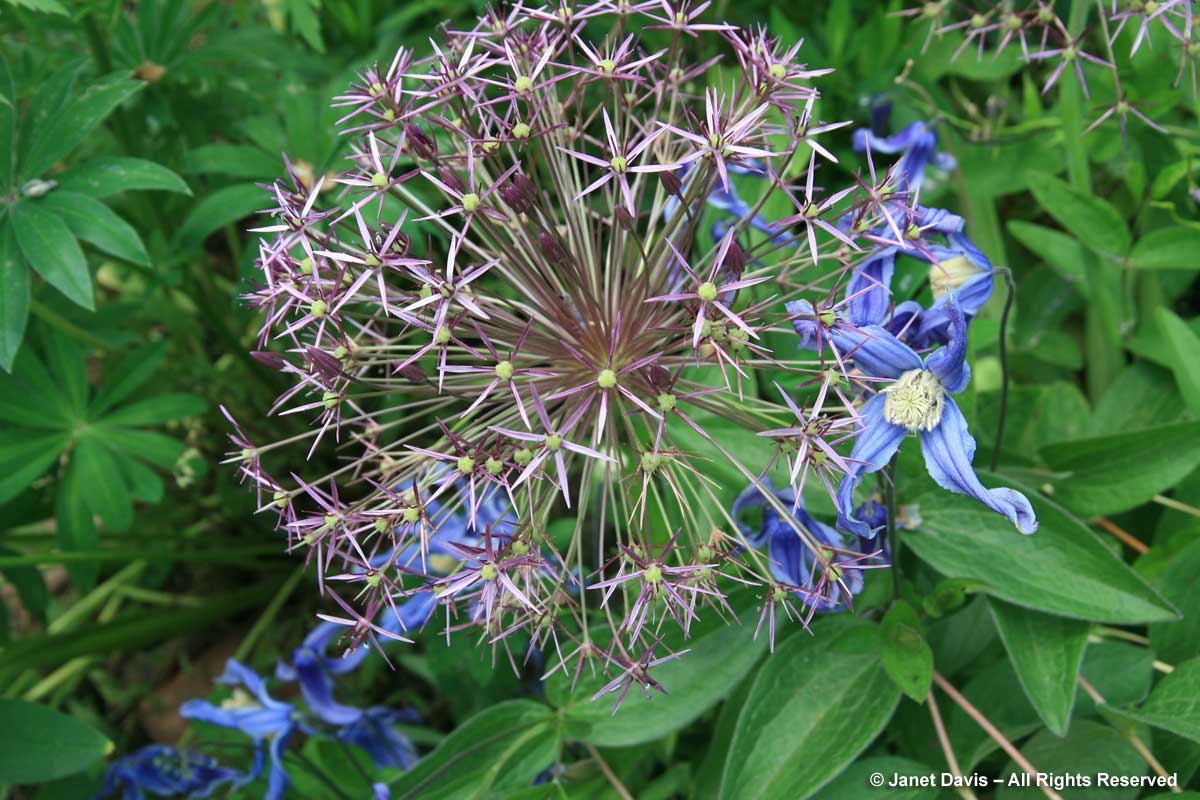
[923,300,971,393]
[918,397,1038,534]
[340,707,420,770]
[836,394,907,538]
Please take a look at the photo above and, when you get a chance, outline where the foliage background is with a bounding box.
[1,0,1199,798]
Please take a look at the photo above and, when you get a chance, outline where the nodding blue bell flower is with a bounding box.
[732,480,866,612]
[337,706,421,770]
[276,621,369,726]
[834,301,1038,538]
[94,745,243,800]
[852,120,956,192]
[180,660,299,800]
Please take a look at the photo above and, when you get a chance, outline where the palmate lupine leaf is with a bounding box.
[20,74,144,180]
[0,332,204,556]
[55,156,191,198]
[38,191,151,267]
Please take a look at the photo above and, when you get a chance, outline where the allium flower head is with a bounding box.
[232,0,1033,705]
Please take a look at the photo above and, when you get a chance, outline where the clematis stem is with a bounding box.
[928,689,978,800]
[1076,676,1181,794]
[586,743,634,800]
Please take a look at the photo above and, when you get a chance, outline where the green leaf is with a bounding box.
[1027,174,1132,257]
[1078,642,1155,713]
[1120,659,1200,745]
[719,618,901,800]
[11,200,93,310]
[0,347,74,428]
[1040,421,1200,517]
[1155,309,1200,415]
[56,157,191,198]
[548,598,767,747]
[182,143,280,179]
[37,191,150,266]
[905,482,1178,624]
[87,342,168,418]
[987,600,1089,736]
[1149,539,1200,665]
[21,75,144,179]
[0,429,70,504]
[175,183,266,248]
[1128,227,1200,270]
[98,393,206,426]
[91,426,183,469]
[283,0,325,52]
[815,757,941,800]
[944,659,1042,770]
[55,455,99,589]
[0,699,111,784]
[40,327,89,413]
[1007,220,1088,290]
[73,434,134,532]
[386,701,558,800]
[995,721,1143,800]
[881,601,932,702]
[0,222,30,371]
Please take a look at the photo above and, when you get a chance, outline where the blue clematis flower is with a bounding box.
[732,480,865,612]
[337,706,421,769]
[833,302,1037,537]
[94,745,243,800]
[180,660,299,800]
[276,621,369,726]
[852,120,956,192]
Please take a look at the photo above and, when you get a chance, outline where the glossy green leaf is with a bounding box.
[944,659,1042,770]
[1128,227,1200,270]
[40,327,88,413]
[996,722,1143,800]
[987,600,1089,736]
[1040,421,1200,517]
[38,191,150,266]
[881,601,932,702]
[73,435,134,532]
[0,222,30,371]
[56,157,191,198]
[719,618,901,800]
[387,700,558,800]
[91,426,183,469]
[0,699,111,784]
[548,599,767,747]
[905,483,1178,624]
[21,75,144,179]
[1155,309,1200,416]
[11,200,93,309]
[0,347,74,428]
[1119,659,1200,745]
[175,183,266,247]
[1149,539,1200,665]
[1028,175,1131,257]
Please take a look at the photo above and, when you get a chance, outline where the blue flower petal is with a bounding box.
[836,394,907,538]
[918,397,1038,534]
[846,248,896,327]
[834,325,922,379]
[923,300,970,393]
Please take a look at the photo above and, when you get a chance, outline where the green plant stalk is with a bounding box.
[0,545,282,568]
[1060,0,1121,398]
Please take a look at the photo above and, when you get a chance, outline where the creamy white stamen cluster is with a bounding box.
[883,369,945,431]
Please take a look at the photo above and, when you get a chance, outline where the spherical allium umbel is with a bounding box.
[230,0,1029,711]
